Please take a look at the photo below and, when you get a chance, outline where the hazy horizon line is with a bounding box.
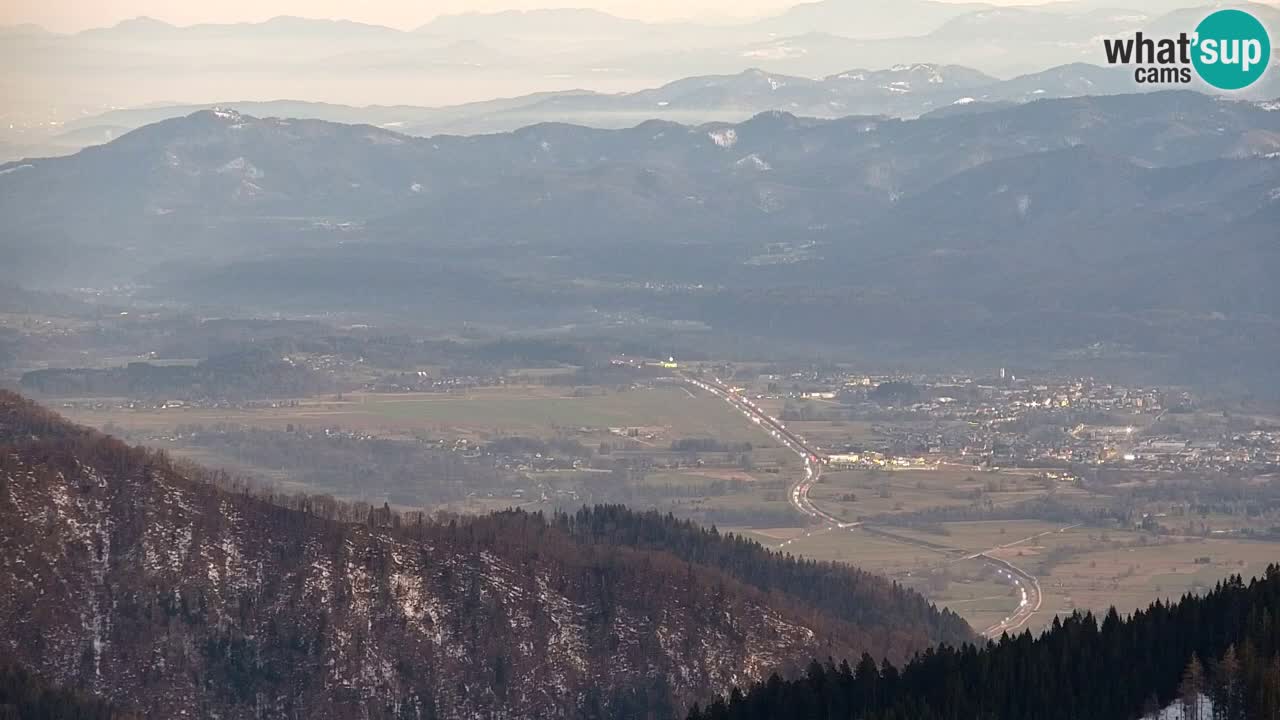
[1,0,1188,35]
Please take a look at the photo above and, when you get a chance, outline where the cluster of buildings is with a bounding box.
[759,369,1278,476]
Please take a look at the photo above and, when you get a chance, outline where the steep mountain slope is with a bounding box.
[0,391,966,718]
[554,505,971,653]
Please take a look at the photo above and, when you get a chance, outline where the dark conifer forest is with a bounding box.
[689,566,1280,720]
[548,505,972,650]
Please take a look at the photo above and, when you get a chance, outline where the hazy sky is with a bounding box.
[5,0,1036,32]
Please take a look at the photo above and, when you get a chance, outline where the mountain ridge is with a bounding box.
[6,62,1153,163]
[3,90,1279,390]
[8,1,1278,148]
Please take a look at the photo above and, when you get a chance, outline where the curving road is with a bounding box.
[975,553,1042,637]
[681,373,852,526]
[683,371,1042,638]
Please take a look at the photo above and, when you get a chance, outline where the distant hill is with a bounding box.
[0,391,968,717]
[2,90,1279,389]
[749,0,996,39]
[417,8,654,38]
[618,3,1280,82]
[837,144,1280,314]
[4,91,1275,250]
[6,62,1152,162]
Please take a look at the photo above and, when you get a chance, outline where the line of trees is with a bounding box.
[20,348,335,400]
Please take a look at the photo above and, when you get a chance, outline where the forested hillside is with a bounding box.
[690,566,1280,720]
[0,391,963,718]
[20,347,334,400]
[548,505,971,651]
[5,92,1279,392]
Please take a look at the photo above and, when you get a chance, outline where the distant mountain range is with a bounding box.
[6,90,1275,229]
[3,1,1277,150]
[3,90,1279,393]
[0,62,1197,161]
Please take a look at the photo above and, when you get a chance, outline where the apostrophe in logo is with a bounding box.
[1102,8,1272,91]
[1192,9,1270,90]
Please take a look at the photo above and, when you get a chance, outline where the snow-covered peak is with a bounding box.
[209,107,243,122]
[708,128,738,149]
[888,63,945,84]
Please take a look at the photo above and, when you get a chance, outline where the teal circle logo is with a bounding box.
[1192,9,1271,90]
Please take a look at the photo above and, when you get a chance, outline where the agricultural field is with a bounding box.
[775,417,882,452]
[806,466,1087,520]
[48,378,806,525]
[55,383,759,443]
[732,515,1280,636]
[662,480,797,525]
[1036,535,1280,626]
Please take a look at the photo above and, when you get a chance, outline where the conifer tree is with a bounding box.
[1214,644,1242,720]
[1181,654,1206,720]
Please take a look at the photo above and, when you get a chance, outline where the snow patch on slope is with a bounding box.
[736,153,772,171]
[217,156,264,179]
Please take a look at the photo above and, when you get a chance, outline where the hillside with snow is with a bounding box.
[0,391,962,718]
